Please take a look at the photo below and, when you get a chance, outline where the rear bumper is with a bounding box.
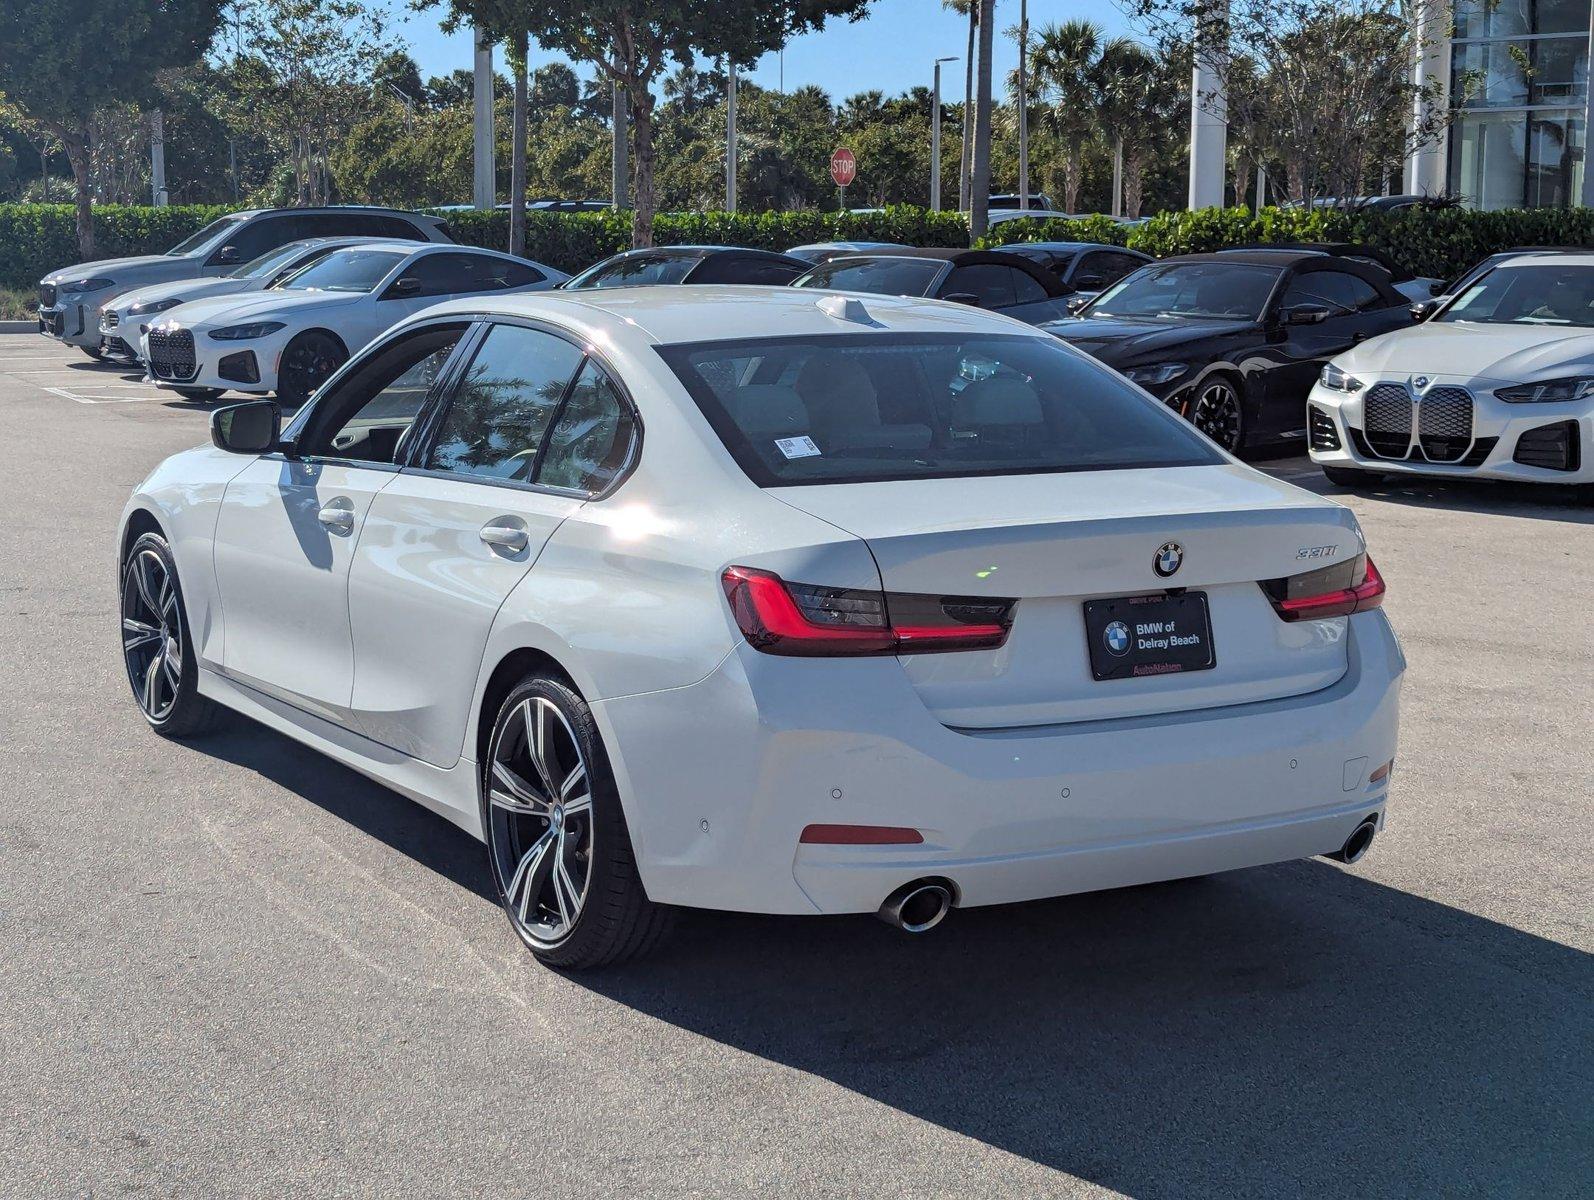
[593,609,1405,916]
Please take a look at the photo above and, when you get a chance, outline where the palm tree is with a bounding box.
[1029,19,1102,215]
[942,0,977,211]
[968,0,995,236]
[1094,38,1158,218]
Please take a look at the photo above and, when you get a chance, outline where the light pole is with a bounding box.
[931,56,958,212]
[472,26,496,209]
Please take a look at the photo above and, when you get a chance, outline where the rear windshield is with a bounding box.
[793,257,944,296]
[565,254,699,289]
[658,332,1222,486]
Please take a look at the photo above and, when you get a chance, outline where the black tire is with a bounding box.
[1187,374,1248,453]
[173,386,225,403]
[482,674,672,969]
[79,344,104,361]
[1321,465,1383,489]
[275,331,346,408]
[120,531,223,739]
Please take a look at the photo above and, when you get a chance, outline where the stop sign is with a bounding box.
[830,148,857,188]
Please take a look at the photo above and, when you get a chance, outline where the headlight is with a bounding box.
[1493,376,1594,404]
[209,321,286,341]
[1319,363,1364,392]
[129,297,182,316]
[60,277,115,294]
[1124,362,1188,386]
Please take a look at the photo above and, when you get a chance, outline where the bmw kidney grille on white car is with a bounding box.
[119,286,1403,968]
[1310,255,1594,486]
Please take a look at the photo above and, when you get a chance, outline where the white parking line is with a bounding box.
[42,385,153,405]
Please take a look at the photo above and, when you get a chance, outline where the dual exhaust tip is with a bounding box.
[878,818,1378,934]
[877,879,953,933]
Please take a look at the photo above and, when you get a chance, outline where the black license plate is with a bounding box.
[1083,592,1216,681]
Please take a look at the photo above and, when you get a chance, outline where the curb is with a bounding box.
[0,320,39,334]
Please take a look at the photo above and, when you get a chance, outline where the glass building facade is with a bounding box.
[1448,0,1591,208]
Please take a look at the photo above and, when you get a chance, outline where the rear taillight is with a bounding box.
[721,566,1013,656]
[1263,553,1385,622]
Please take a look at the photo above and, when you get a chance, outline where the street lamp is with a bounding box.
[931,56,959,212]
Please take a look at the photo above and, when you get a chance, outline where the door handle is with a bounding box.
[316,499,355,534]
[480,521,529,552]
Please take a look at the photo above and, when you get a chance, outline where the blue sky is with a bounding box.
[387,0,1138,100]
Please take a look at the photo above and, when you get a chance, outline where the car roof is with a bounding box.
[415,285,1042,346]
[1002,241,1146,254]
[1170,249,1323,267]
[1220,242,1414,280]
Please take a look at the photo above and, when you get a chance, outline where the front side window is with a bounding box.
[276,248,405,294]
[1087,263,1281,321]
[658,332,1222,486]
[1437,264,1594,326]
[426,324,585,481]
[565,254,700,289]
[792,257,945,296]
[292,325,465,463]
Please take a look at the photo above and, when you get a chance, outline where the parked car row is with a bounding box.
[39,206,1594,489]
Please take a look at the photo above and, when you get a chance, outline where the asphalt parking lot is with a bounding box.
[0,331,1589,1199]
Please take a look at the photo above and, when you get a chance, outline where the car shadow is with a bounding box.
[191,717,1591,1196]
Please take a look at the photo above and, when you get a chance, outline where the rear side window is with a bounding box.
[941,265,1017,308]
[426,325,584,481]
[1009,267,1052,305]
[658,332,1221,486]
[1284,269,1385,313]
[537,361,637,493]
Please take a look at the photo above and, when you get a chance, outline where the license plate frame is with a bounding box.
[1083,591,1216,682]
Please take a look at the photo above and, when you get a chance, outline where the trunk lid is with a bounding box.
[773,465,1362,729]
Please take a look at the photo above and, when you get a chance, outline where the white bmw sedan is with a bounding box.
[98,237,379,377]
[142,243,568,405]
[119,287,1404,968]
[1310,255,1594,488]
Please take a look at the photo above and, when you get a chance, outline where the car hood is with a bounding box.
[1042,315,1256,363]
[160,289,362,328]
[1335,321,1594,384]
[43,254,200,287]
[111,276,247,313]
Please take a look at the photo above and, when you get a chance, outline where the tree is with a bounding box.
[1124,0,1453,204]
[0,0,223,257]
[1094,38,1165,218]
[968,0,995,237]
[518,0,875,247]
[1028,20,1104,215]
[374,51,428,107]
[942,0,977,211]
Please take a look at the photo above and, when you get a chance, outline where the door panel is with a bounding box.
[212,458,395,721]
[346,475,583,764]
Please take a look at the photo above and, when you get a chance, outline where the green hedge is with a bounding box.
[5,200,1594,293]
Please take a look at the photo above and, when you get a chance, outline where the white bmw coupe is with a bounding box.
[1310,254,1594,489]
[142,242,568,405]
[119,287,1404,967]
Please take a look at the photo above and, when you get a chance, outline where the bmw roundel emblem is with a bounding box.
[1412,375,1430,391]
[1154,541,1184,578]
[1103,620,1132,656]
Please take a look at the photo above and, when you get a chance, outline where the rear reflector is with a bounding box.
[722,566,1013,656]
[1369,760,1393,784]
[1263,554,1385,622]
[799,824,924,845]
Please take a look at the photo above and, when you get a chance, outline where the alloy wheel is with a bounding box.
[121,548,183,722]
[487,697,594,947]
[1191,379,1244,451]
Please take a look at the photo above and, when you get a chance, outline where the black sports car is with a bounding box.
[792,247,1076,325]
[996,241,1154,300]
[565,246,810,289]
[1042,250,1416,452]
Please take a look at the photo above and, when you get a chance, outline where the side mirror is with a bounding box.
[1283,303,1332,326]
[211,400,281,455]
[1410,296,1448,322]
[385,276,421,298]
[943,292,982,307]
[212,245,241,265]
[1066,295,1092,315]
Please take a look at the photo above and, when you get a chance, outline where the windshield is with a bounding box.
[658,332,1221,486]
[274,248,404,293]
[792,257,945,296]
[166,216,244,257]
[565,254,699,289]
[1086,263,1280,321]
[229,241,321,280]
[1436,264,1594,327]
